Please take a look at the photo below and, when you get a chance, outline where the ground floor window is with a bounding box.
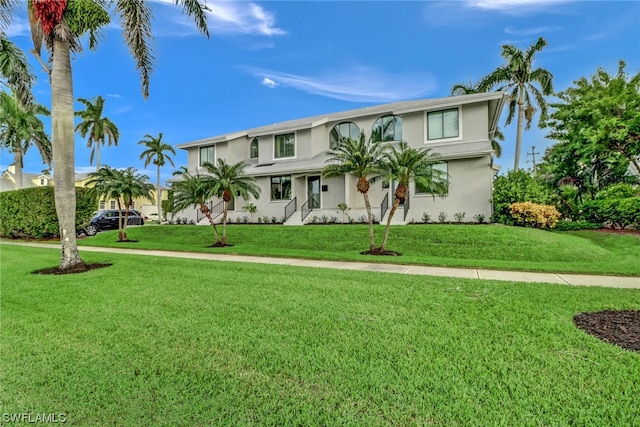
[271,175,292,200]
[415,162,448,194]
[99,200,106,210]
[110,200,116,209]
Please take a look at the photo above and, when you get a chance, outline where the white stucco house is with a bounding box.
[174,92,507,225]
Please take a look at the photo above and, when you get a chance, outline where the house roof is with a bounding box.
[177,92,507,149]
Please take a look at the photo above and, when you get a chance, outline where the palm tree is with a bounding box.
[322,131,387,252]
[138,132,175,222]
[0,90,51,189]
[0,1,209,270]
[203,159,261,246]
[0,34,35,105]
[87,166,153,241]
[171,167,221,245]
[451,81,504,158]
[476,37,554,171]
[378,142,448,252]
[75,95,119,170]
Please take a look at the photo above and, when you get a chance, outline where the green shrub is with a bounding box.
[580,197,640,229]
[595,183,639,200]
[492,170,555,224]
[510,202,561,229]
[0,187,96,238]
[553,220,603,231]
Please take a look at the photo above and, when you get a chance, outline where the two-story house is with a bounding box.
[175,92,507,224]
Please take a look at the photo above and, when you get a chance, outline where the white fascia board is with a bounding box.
[436,150,493,161]
[226,131,248,141]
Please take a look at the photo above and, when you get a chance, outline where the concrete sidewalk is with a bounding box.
[3,241,639,289]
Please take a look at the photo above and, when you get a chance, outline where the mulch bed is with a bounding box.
[574,310,640,353]
[33,263,112,275]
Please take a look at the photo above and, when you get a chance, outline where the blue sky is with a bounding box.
[2,0,639,184]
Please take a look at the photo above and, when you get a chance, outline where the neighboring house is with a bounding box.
[0,164,52,192]
[2,167,166,217]
[174,92,507,224]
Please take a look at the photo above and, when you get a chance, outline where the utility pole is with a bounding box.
[526,145,540,174]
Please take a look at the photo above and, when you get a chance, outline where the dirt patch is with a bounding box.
[360,249,402,256]
[574,310,640,353]
[33,263,112,275]
[208,242,235,248]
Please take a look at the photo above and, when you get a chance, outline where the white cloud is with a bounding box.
[243,66,437,103]
[504,26,563,36]
[466,0,573,12]
[261,77,277,88]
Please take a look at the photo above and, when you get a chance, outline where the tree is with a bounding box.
[322,131,387,252]
[0,34,35,105]
[138,132,175,223]
[0,0,209,271]
[475,37,554,171]
[378,141,448,252]
[0,90,51,189]
[545,61,640,176]
[202,158,260,246]
[75,95,119,170]
[87,166,153,241]
[171,167,221,245]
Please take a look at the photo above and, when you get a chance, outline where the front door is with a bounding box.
[307,176,321,209]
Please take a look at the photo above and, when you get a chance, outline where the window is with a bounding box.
[428,109,459,140]
[372,115,402,142]
[128,201,135,209]
[415,162,448,194]
[40,178,45,185]
[110,200,116,209]
[271,175,292,200]
[330,122,360,148]
[199,145,215,166]
[250,137,259,159]
[274,133,295,158]
[99,200,106,210]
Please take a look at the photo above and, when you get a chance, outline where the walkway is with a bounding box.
[3,241,639,289]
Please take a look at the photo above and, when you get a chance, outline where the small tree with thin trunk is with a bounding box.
[75,95,119,170]
[138,132,175,222]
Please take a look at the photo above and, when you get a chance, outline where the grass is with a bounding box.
[1,245,639,426]
[76,224,640,276]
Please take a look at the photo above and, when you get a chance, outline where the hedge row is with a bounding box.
[0,187,96,238]
[579,197,640,229]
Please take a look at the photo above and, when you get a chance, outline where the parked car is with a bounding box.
[83,209,145,236]
[146,212,163,222]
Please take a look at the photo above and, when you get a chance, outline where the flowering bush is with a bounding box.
[509,202,562,230]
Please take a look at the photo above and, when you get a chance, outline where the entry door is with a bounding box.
[307,176,321,209]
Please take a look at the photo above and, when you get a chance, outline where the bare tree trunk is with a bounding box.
[13,148,23,190]
[362,191,376,252]
[156,163,162,222]
[51,38,85,270]
[513,91,525,171]
[200,203,220,243]
[221,201,228,245]
[379,198,401,251]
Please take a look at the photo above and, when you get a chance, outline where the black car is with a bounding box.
[84,209,145,236]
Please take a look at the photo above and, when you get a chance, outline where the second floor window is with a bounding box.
[372,115,402,142]
[428,108,459,140]
[274,133,295,158]
[250,137,259,159]
[330,122,360,149]
[199,145,215,166]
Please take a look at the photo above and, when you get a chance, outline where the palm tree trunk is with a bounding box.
[514,91,525,171]
[13,147,23,190]
[362,191,376,252]
[51,38,85,270]
[221,202,228,245]
[156,164,162,222]
[117,199,125,241]
[95,140,101,171]
[200,203,220,243]
[379,197,401,251]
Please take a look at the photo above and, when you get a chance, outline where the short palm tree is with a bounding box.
[0,90,51,189]
[477,37,554,170]
[75,95,119,170]
[171,167,221,245]
[203,159,261,246]
[138,132,175,222]
[87,166,153,241]
[322,131,387,252]
[378,142,448,252]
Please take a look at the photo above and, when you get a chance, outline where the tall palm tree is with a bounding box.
[75,95,119,170]
[138,132,175,222]
[87,166,153,241]
[451,81,504,158]
[0,34,35,105]
[203,158,261,246]
[0,90,51,189]
[322,131,387,252]
[0,1,209,271]
[171,167,221,245]
[378,142,448,252]
[476,37,553,171]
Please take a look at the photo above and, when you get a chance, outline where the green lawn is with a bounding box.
[77,224,640,276]
[1,245,639,426]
